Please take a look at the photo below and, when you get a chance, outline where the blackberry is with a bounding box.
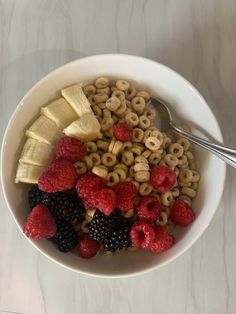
[42,191,85,223]
[103,221,132,252]
[51,220,78,252]
[89,210,122,242]
[28,185,44,209]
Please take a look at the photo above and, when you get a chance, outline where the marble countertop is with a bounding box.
[1,1,236,313]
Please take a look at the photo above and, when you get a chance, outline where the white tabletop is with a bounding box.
[0,1,236,313]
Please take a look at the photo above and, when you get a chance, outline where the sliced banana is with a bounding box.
[26,115,63,145]
[41,98,78,130]
[19,138,55,166]
[61,83,92,117]
[15,162,46,184]
[64,113,101,141]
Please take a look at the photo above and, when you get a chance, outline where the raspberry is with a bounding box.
[38,159,78,193]
[169,199,195,226]
[77,235,100,259]
[76,173,106,203]
[150,225,175,253]
[112,181,138,211]
[112,123,133,142]
[56,136,87,162]
[130,221,155,249]
[23,204,57,239]
[137,196,162,223]
[91,188,116,216]
[150,166,176,192]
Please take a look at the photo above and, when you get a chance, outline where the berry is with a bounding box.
[137,196,162,223]
[103,221,132,252]
[28,185,44,209]
[169,199,195,226]
[91,188,116,216]
[51,220,78,252]
[56,136,87,162]
[112,123,133,142]
[150,166,176,193]
[38,159,78,193]
[89,210,122,242]
[23,204,57,239]
[150,226,175,253]
[76,173,106,204]
[77,235,100,259]
[130,221,155,249]
[42,191,85,223]
[112,181,138,211]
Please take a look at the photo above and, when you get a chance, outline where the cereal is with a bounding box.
[143,108,156,121]
[95,77,109,88]
[148,152,162,165]
[92,104,102,116]
[97,87,110,95]
[125,112,139,126]
[134,162,149,172]
[114,167,126,181]
[177,138,191,151]
[83,155,93,169]
[138,115,151,129]
[135,155,148,163]
[142,149,152,159]
[89,153,101,166]
[115,101,127,116]
[134,171,150,182]
[125,84,136,100]
[132,128,144,142]
[164,154,179,167]
[86,141,97,153]
[122,208,135,218]
[136,91,151,101]
[101,117,114,131]
[83,84,96,97]
[131,96,146,114]
[93,93,109,103]
[107,172,120,186]
[96,140,109,151]
[91,165,108,179]
[101,152,117,167]
[112,90,125,101]
[114,163,128,173]
[145,136,161,152]
[116,79,130,91]
[121,151,134,166]
[106,96,121,111]
[74,161,87,174]
[139,182,153,196]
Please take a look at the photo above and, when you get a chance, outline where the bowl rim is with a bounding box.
[0,54,226,278]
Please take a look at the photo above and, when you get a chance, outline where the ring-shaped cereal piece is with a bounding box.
[95,77,109,88]
[130,147,142,156]
[143,108,156,121]
[160,191,174,207]
[134,162,149,172]
[125,112,139,126]
[97,102,106,109]
[148,152,162,165]
[107,172,120,186]
[135,155,148,163]
[74,161,87,174]
[131,96,146,114]
[164,154,179,167]
[92,104,102,116]
[101,117,114,131]
[112,141,123,155]
[96,140,109,151]
[92,165,108,179]
[122,208,135,218]
[116,79,130,91]
[108,139,116,153]
[128,165,135,177]
[97,87,110,95]
[88,94,96,106]
[158,211,168,226]
[83,84,96,97]
[136,91,151,101]
[179,169,193,183]
[106,96,121,111]
[177,155,188,165]
[89,153,101,166]
[181,187,196,198]
[114,167,126,181]
[125,84,136,100]
[86,141,97,153]
[101,153,117,167]
[162,135,172,149]
[125,99,132,109]
[111,114,119,124]
[121,141,133,152]
[134,170,150,182]
[139,182,153,196]
[115,101,127,116]
[114,163,129,173]
[191,170,200,182]
[177,138,191,151]
[132,128,144,142]
[93,93,109,103]
[171,187,180,198]
[121,151,134,166]
[178,195,192,206]
[145,136,161,152]
[103,129,113,138]
[83,156,93,169]
[138,115,151,129]
[142,149,152,159]
[103,108,112,118]
[112,89,125,101]
[168,143,184,157]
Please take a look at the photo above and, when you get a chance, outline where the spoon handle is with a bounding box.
[171,123,236,168]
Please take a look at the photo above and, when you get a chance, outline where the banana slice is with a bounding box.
[26,115,63,145]
[41,98,78,129]
[15,162,46,184]
[61,84,92,117]
[64,113,101,141]
[19,138,55,166]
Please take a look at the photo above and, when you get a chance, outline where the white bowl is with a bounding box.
[1,54,226,278]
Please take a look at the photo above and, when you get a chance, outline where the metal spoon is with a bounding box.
[149,97,236,168]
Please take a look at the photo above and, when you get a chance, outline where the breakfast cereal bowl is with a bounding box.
[1,54,226,277]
